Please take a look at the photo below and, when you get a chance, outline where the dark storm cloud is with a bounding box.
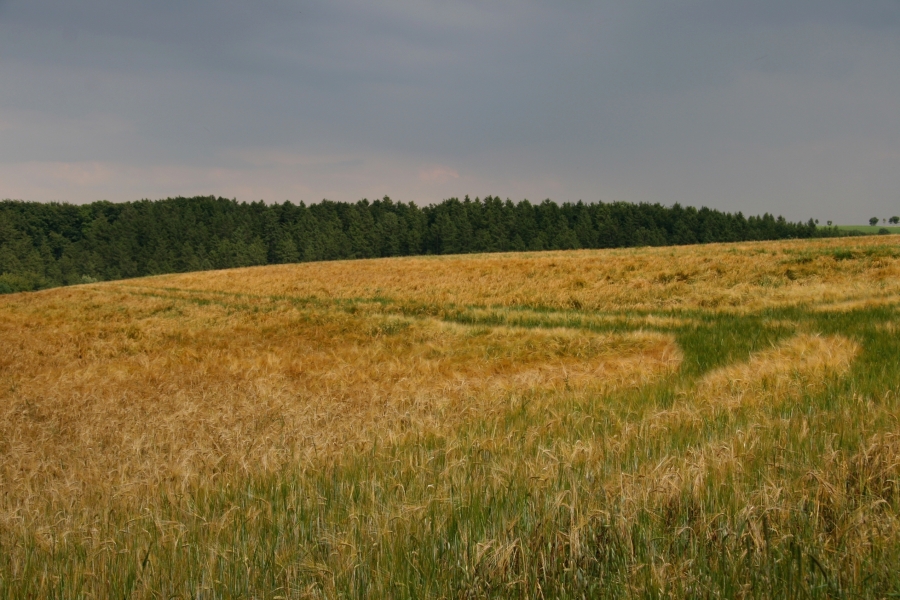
[1,1,898,223]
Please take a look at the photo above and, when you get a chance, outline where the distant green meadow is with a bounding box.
[836,225,900,234]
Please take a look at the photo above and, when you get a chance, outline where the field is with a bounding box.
[2,235,900,598]
[836,225,900,234]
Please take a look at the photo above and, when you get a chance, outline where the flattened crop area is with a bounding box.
[1,235,900,598]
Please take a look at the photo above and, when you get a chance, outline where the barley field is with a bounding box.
[1,235,900,598]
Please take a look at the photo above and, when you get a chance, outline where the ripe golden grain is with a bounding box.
[0,286,678,525]
[0,233,888,522]
[1,235,899,597]
[127,235,900,312]
[695,333,860,408]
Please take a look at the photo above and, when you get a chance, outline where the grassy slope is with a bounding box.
[837,224,900,234]
[2,236,900,598]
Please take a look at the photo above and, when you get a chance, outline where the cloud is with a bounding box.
[419,167,460,184]
[0,1,898,222]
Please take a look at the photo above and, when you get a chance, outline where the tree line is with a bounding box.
[0,195,841,293]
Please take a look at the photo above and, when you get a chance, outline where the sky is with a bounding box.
[1,1,898,224]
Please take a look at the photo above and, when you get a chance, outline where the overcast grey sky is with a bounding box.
[1,1,898,223]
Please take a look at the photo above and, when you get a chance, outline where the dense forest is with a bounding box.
[0,195,839,293]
